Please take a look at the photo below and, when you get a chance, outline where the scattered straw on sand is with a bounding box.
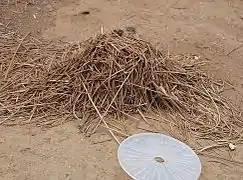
[0,26,242,149]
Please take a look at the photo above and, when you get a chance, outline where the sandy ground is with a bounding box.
[1,0,243,179]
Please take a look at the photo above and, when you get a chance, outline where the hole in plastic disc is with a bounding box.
[154,156,165,163]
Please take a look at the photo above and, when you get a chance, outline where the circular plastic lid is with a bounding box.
[117,133,201,180]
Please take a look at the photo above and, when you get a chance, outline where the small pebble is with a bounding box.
[194,55,200,60]
[240,15,243,19]
[229,143,236,151]
[125,26,136,34]
[81,11,90,15]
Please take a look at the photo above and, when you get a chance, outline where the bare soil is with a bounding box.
[1,0,243,179]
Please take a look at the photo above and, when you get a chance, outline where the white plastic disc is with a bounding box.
[117,133,201,180]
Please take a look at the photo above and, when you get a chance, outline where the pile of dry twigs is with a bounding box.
[0,26,242,146]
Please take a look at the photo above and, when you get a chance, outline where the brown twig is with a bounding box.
[82,81,120,144]
[137,109,149,124]
[227,43,243,56]
[4,32,30,80]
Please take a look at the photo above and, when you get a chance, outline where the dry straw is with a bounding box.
[0,26,242,148]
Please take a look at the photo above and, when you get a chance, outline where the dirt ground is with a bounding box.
[1,0,243,179]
